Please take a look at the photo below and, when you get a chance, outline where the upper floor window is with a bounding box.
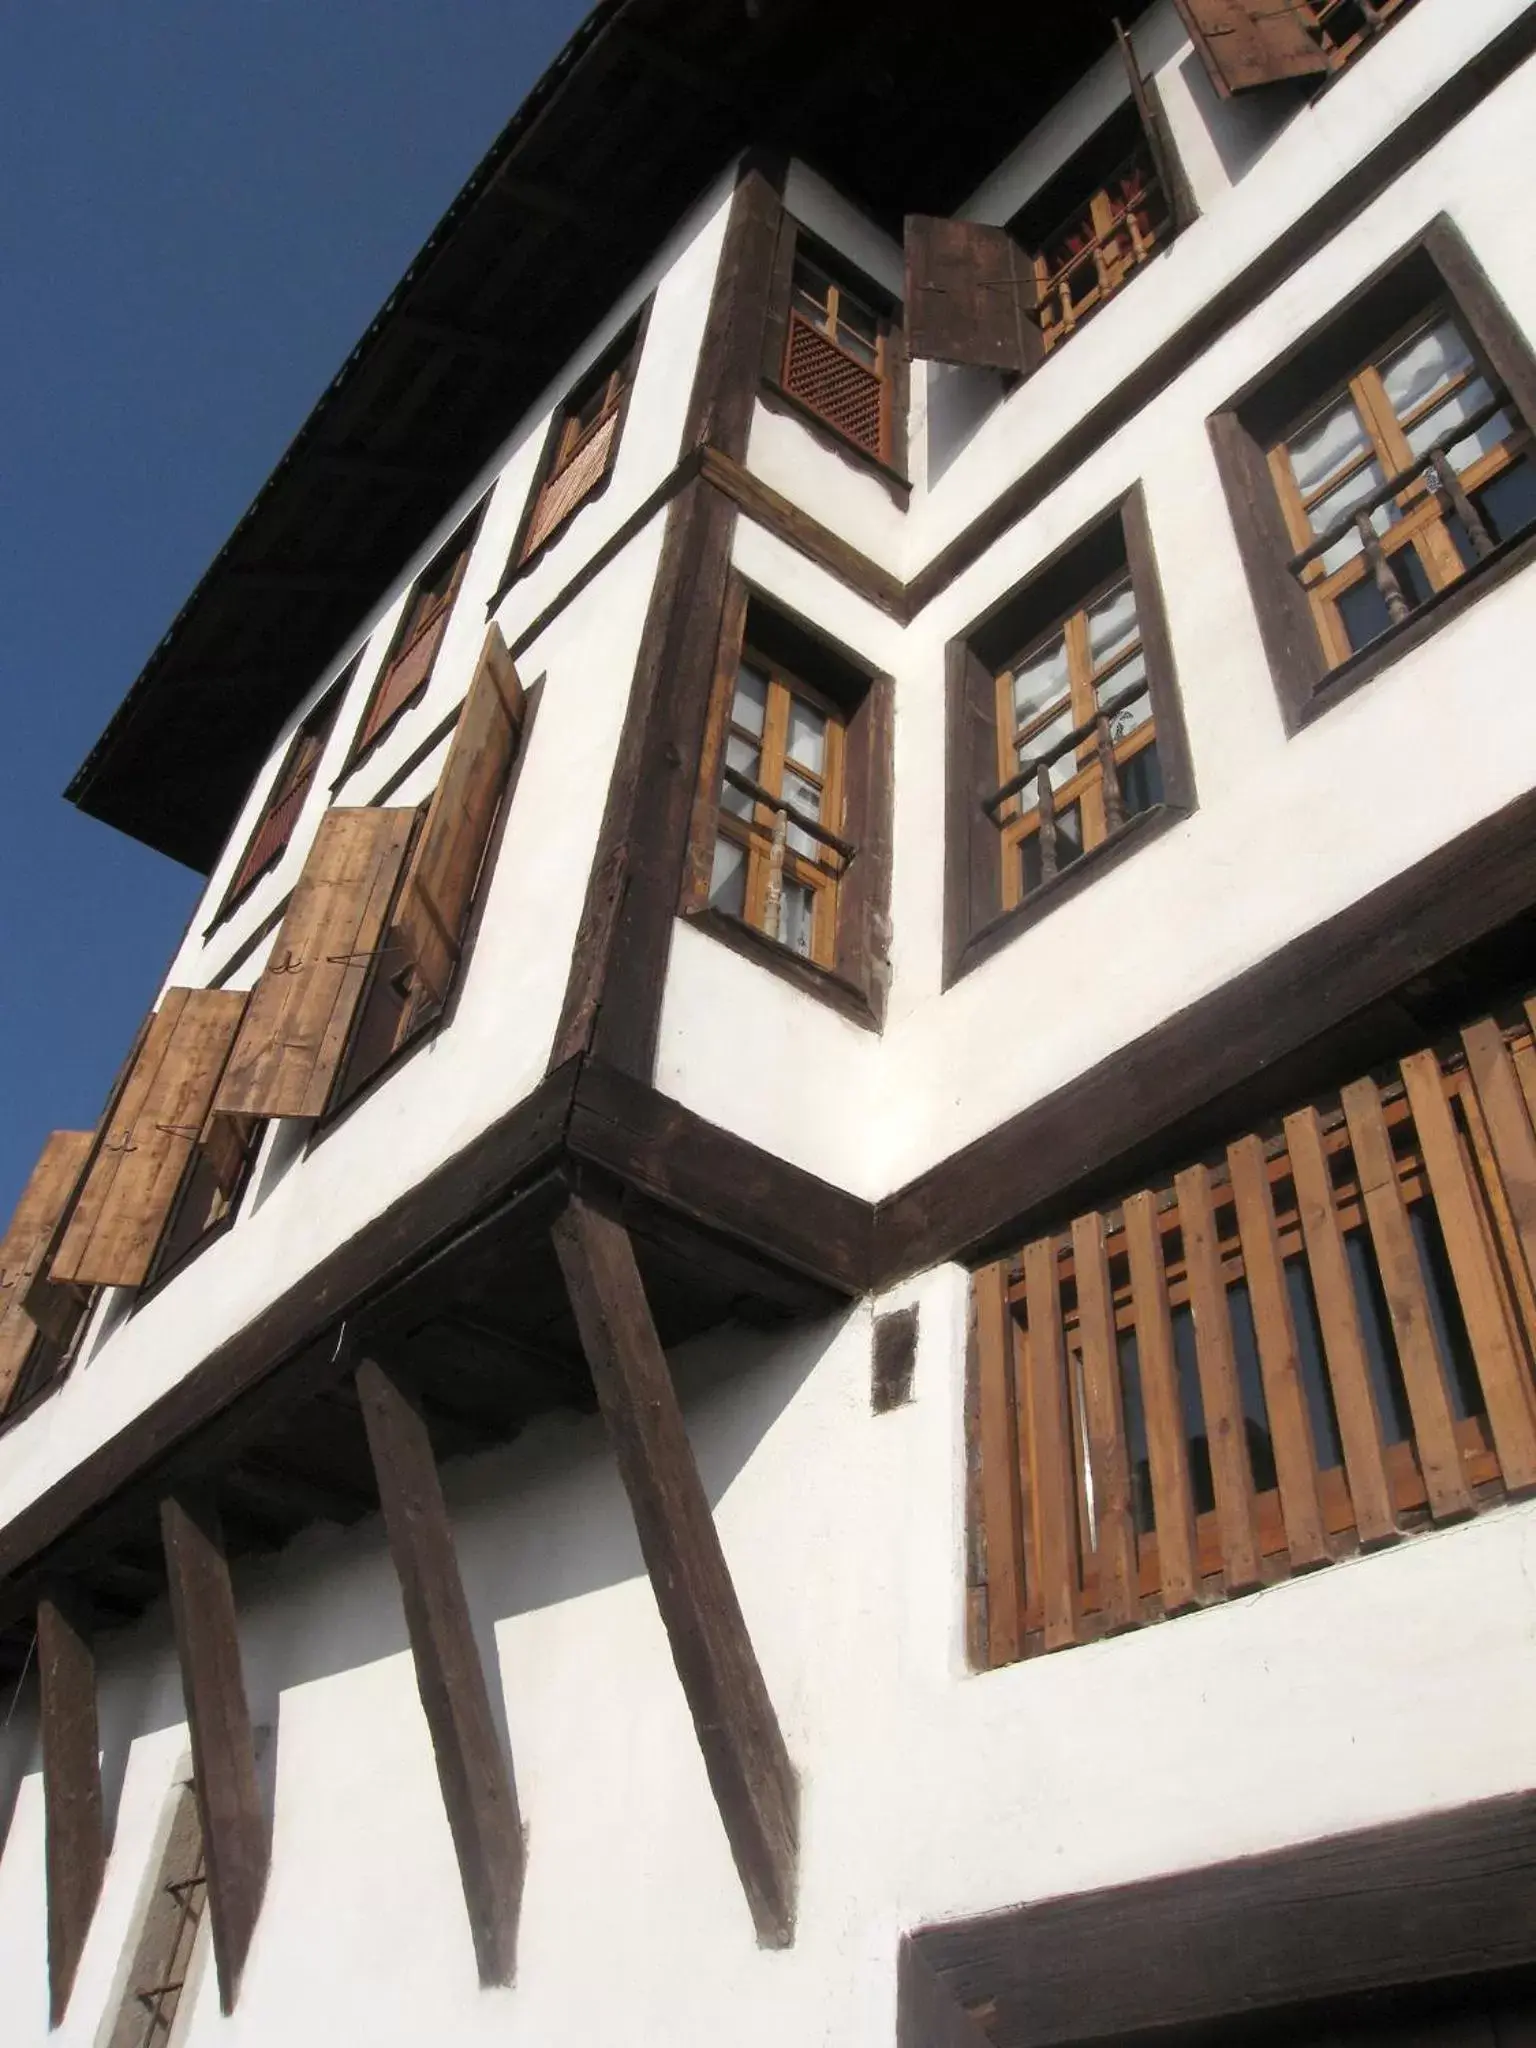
[945,487,1194,984]
[1211,218,1536,730]
[1176,0,1421,95]
[683,582,893,1026]
[213,674,346,925]
[347,510,480,768]
[513,315,643,571]
[763,221,908,482]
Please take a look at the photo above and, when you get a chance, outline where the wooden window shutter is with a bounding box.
[212,806,417,1123]
[904,217,1043,375]
[0,1132,93,1406]
[1173,0,1328,95]
[392,625,526,1008]
[49,991,249,1291]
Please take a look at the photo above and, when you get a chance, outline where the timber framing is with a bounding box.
[899,1791,1536,2048]
[37,1589,105,2026]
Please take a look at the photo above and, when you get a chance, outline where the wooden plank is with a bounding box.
[972,1263,1024,1667]
[1172,1163,1263,1592]
[213,807,416,1122]
[161,1491,269,2013]
[1068,1214,1137,1630]
[1121,1192,1199,1612]
[1400,1050,1536,1495]
[0,1132,92,1406]
[903,216,1041,374]
[1172,0,1328,96]
[1462,1018,1536,1312]
[392,625,526,1007]
[1341,1076,1473,1520]
[356,1355,523,1984]
[37,1590,104,2026]
[551,1197,797,1945]
[1020,1237,1080,1650]
[50,989,248,1290]
[1227,1135,1329,1568]
[1284,1107,1398,1547]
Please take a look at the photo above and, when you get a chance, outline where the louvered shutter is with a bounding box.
[0,1132,93,1404]
[521,409,620,562]
[392,625,526,1008]
[49,990,248,1291]
[358,602,453,753]
[904,218,1043,375]
[1173,0,1328,94]
[212,806,417,1123]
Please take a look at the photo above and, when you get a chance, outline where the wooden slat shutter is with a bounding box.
[0,1132,93,1404]
[1173,0,1328,95]
[50,990,248,1291]
[213,807,417,1123]
[392,626,526,1008]
[903,217,1042,375]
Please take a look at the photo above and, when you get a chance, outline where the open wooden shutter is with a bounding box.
[213,806,417,1123]
[1117,22,1198,234]
[0,1132,93,1404]
[1174,0,1328,95]
[392,625,526,1008]
[49,990,248,1291]
[904,217,1042,375]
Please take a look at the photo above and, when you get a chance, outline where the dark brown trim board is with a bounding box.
[901,1792,1536,2048]
[551,1196,798,1947]
[161,1491,268,2014]
[357,1355,524,1986]
[880,781,1536,1281]
[37,1589,104,2026]
[684,158,789,464]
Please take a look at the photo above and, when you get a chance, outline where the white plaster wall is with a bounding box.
[3,1273,1535,2047]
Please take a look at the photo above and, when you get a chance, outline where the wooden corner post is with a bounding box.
[355,1353,525,1985]
[551,1196,798,1945]
[37,1589,105,2025]
[160,1491,269,2013]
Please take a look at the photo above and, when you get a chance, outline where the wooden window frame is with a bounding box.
[342,506,484,775]
[208,674,348,932]
[681,577,894,1030]
[761,218,910,496]
[944,483,1195,986]
[1211,215,1536,734]
[498,306,650,591]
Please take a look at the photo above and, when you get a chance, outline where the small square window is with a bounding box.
[346,509,482,769]
[508,313,645,574]
[764,222,908,481]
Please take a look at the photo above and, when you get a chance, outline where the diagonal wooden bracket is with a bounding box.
[551,1195,798,1945]
[37,1586,105,2026]
[356,1353,525,1985]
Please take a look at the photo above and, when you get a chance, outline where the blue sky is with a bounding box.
[0,1,591,1220]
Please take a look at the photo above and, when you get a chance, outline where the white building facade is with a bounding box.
[3,1,1536,2042]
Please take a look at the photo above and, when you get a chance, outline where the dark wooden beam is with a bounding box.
[224,565,375,597]
[482,166,595,226]
[37,1590,104,2026]
[396,309,519,363]
[355,1355,524,1984]
[551,1197,798,1946]
[313,444,439,487]
[160,1492,268,2014]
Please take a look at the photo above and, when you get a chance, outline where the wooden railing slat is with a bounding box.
[1284,1107,1398,1548]
[1021,1237,1081,1649]
[1070,1213,1138,1630]
[1341,1076,1473,1519]
[1172,1163,1263,1592]
[1462,1020,1536,1321]
[1122,1193,1199,1613]
[1227,1135,1329,1569]
[973,1263,1025,1668]
[1454,1071,1536,1368]
[1400,1050,1536,1495]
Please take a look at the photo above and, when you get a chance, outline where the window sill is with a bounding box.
[1297,521,1536,733]
[757,378,910,506]
[682,903,883,1029]
[947,803,1185,987]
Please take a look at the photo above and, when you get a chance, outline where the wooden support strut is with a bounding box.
[355,1354,525,1985]
[550,1197,798,1946]
[37,1590,105,2026]
[161,1492,269,2014]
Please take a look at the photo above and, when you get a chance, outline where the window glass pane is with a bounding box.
[1057,802,1084,866]
[1288,391,1374,504]
[1012,634,1071,729]
[1087,580,1139,671]
[785,696,826,774]
[722,732,760,818]
[1097,652,1149,733]
[1476,459,1536,545]
[1017,705,1077,791]
[1119,740,1163,817]
[732,663,768,736]
[782,767,825,860]
[779,880,816,957]
[1310,462,1394,572]
[793,258,833,322]
[1381,318,1474,427]
[1336,573,1397,653]
[1020,830,1044,898]
[709,836,747,917]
